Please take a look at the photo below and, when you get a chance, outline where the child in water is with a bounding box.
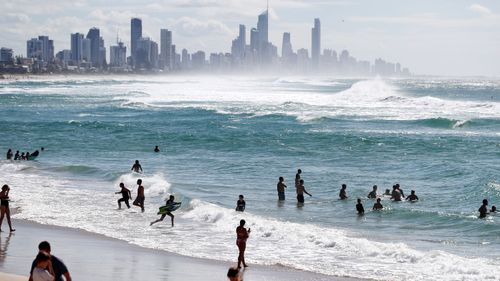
[236,195,245,212]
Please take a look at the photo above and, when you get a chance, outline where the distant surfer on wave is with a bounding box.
[150,195,179,227]
[131,160,143,173]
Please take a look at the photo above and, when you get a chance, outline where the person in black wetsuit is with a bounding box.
[14,151,20,160]
[0,185,15,232]
[115,183,131,209]
[236,195,246,212]
[479,199,489,218]
[150,195,176,227]
[154,146,160,152]
[6,149,13,160]
[356,198,365,215]
[339,184,348,200]
[131,160,143,173]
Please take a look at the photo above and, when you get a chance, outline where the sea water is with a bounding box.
[1,76,499,280]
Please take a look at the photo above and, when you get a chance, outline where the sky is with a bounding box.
[1,0,499,76]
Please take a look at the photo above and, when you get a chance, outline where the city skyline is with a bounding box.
[1,0,499,76]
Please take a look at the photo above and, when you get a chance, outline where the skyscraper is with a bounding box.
[250,28,259,52]
[26,36,54,62]
[0,48,13,63]
[70,33,84,63]
[110,41,127,67]
[130,18,142,66]
[239,24,246,54]
[86,28,101,67]
[82,38,91,62]
[160,29,172,70]
[231,24,246,61]
[311,18,321,68]
[281,32,293,60]
[257,9,269,60]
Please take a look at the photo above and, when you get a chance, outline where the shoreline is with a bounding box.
[0,219,368,281]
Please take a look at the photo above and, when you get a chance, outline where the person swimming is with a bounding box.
[115,183,131,209]
[384,189,391,196]
[131,160,143,173]
[132,179,145,212]
[367,185,378,199]
[479,199,489,218]
[356,198,365,215]
[373,198,383,210]
[339,184,348,200]
[154,146,160,153]
[277,177,287,201]
[406,190,419,202]
[491,205,497,213]
[236,195,246,212]
[296,179,312,204]
[150,195,178,227]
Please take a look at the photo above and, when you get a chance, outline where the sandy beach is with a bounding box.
[0,219,366,281]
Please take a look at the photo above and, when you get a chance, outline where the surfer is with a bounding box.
[131,160,143,173]
[236,219,250,268]
[132,179,145,212]
[373,198,383,210]
[479,199,489,218]
[154,146,160,152]
[339,184,348,200]
[0,185,14,232]
[115,183,131,209]
[150,195,178,227]
[356,198,365,215]
[14,151,20,160]
[6,149,13,160]
[296,179,312,204]
[236,195,246,212]
[277,176,287,200]
[367,185,378,199]
[406,190,419,202]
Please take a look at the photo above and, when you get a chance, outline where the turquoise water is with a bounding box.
[1,76,499,280]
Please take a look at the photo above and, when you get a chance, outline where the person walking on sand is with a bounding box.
[296,179,312,204]
[29,241,72,281]
[133,179,145,212]
[0,185,15,232]
[277,177,287,200]
[115,183,131,209]
[32,252,55,281]
[131,160,143,173]
[150,195,178,227]
[236,219,251,268]
[339,184,348,200]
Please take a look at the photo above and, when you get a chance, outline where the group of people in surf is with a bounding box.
[5,148,42,161]
[478,199,497,218]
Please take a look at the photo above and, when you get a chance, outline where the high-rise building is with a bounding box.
[27,38,42,60]
[70,33,84,63]
[257,10,268,52]
[170,44,176,70]
[191,51,206,69]
[160,29,172,70]
[99,37,106,67]
[181,48,190,69]
[130,18,142,67]
[250,28,259,52]
[86,28,101,67]
[239,24,246,52]
[82,38,91,62]
[311,18,321,68]
[0,48,13,63]
[110,42,127,67]
[136,37,158,69]
[231,24,246,61]
[281,32,293,60]
[26,36,54,62]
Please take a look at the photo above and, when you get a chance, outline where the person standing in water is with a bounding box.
[295,169,302,188]
[235,195,246,212]
[6,149,13,160]
[150,195,177,227]
[373,198,384,210]
[296,179,312,204]
[154,146,160,153]
[367,185,378,199]
[356,198,365,215]
[115,183,131,209]
[391,185,402,201]
[277,177,287,200]
[236,219,250,268]
[339,184,348,200]
[133,179,145,212]
[14,151,20,160]
[0,185,14,232]
[479,199,489,218]
[406,190,419,202]
[131,160,143,173]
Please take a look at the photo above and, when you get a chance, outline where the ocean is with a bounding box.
[1,76,499,280]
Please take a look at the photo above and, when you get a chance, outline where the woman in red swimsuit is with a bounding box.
[236,219,250,268]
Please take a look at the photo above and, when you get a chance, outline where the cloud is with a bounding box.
[469,4,492,15]
[0,13,31,24]
[172,17,232,37]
